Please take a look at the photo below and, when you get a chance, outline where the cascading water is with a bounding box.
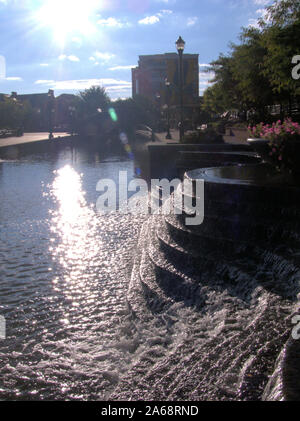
[0,147,299,401]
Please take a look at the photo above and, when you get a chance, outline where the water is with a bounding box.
[0,146,299,401]
[0,147,147,400]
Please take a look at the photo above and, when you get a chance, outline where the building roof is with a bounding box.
[17,93,51,108]
[139,53,198,61]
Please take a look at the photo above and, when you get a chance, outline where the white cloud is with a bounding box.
[248,18,260,28]
[187,17,198,27]
[59,54,80,62]
[253,0,269,5]
[157,9,173,16]
[40,63,49,67]
[34,78,131,93]
[109,65,135,71]
[68,55,80,62]
[248,2,270,28]
[199,70,215,95]
[138,9,172,25]
[93,51,115,62]
[138,15,160,25]
[5,76,23,81]
[97,17,130,28]
[35,80,55,85]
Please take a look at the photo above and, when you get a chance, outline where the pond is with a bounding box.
[0,146,147,400]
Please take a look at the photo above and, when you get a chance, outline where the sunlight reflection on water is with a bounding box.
[50,165,102,314]
[0,151,147,400]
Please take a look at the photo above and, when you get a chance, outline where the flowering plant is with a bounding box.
[248,119,300,171]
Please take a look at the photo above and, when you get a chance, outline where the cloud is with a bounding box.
[199,71,215,81]
[253,0,269,5]
[248,3,270,28]
[97,17,130,28]
[2,76,23,81]
[40,63,49,67]
[187,17,198,27]
[138,15,160,25]
[58,54,80,62]
[34,78,132,94]
[89,51,115,65]
[68,55,80,62]
[94,51,115,61]
[199,70,215,95]
[109,65,135,71]
[138,9,172,25]
[35,80,55,85]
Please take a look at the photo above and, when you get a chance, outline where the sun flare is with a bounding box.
[35,0,99,44]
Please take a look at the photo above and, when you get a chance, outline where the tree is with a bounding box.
[73,86,111,136]
[113,95,161,134]
[0,97,35,130]
[78,85,110,117]
[258,1,300,99]
[202,0,300,122]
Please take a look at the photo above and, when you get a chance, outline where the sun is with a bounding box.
[35,0,99,44]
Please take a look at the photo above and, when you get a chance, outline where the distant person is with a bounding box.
[151,129,155,142]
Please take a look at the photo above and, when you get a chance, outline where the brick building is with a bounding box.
[132,53,199,106]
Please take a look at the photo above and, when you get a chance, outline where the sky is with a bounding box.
[0,0,273,100]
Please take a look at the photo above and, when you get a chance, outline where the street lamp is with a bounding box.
[176,36,185,142]
[165,79,172,140]
[48,89,55,140]
[68,106,76,136]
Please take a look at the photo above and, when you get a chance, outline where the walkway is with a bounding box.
[0,132,71,148]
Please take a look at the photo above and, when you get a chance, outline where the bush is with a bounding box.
[182,128,224,144]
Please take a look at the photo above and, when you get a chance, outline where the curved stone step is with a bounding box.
[165,212,300,254]
[203,197,300,223]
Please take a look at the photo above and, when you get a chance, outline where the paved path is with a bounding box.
[0,132,71,148]
[155,130,180,143]
[155,130,248,145]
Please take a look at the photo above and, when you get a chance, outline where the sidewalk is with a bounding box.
[155,129,248,145]
[0,132,70,148]
[154,129,180,143]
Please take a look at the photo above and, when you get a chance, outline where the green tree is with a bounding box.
[259,1,300,100]
[0,97,35,130]
[202,0,300,122]
[78,85,110,114]
[74,86,111,136]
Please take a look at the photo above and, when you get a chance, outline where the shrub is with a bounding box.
[182,128,224,144]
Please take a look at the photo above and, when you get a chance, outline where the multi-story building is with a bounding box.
[132,53,199,106]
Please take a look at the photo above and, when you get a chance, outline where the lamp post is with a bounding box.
[48,89,55,140]
[176,36,185,142]
[165,79,172,140]
[68,106,76,136]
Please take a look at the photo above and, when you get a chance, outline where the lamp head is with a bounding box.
[176,36,185,52]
